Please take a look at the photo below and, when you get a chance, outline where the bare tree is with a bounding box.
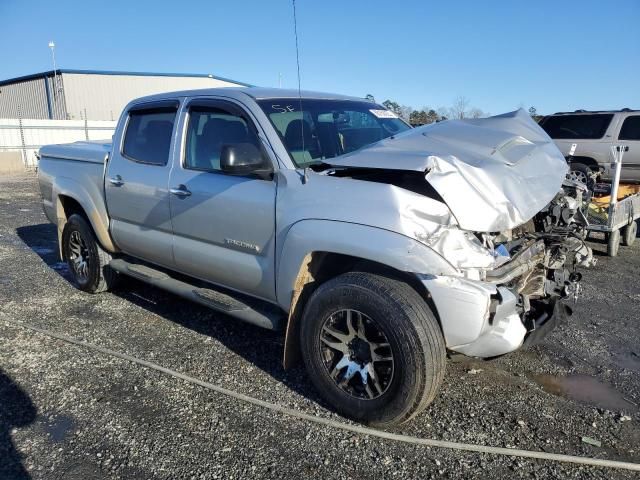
[399,105,413,122]
[436,107,449,121]
[451,96,470,119]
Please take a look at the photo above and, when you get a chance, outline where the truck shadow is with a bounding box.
[111,278,330,410]
[0,369,37,480]
[15,223,328,411]
[15,223,73,281]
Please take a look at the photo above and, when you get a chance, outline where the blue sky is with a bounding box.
[1,0,638,115]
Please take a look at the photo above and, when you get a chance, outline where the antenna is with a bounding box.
[292,0,306,173]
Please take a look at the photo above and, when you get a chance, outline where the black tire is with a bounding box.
[607,229,620,257]
[61,214,118,293]
[569,163,594,189]
[299,272,446,427]
[621,220,637,247]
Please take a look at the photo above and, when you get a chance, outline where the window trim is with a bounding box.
[618,115,640,141]
[120,100,179,166]
[181,98,273,177]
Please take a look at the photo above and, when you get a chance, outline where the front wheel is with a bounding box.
[61,214,118,293]
[300,272,446,427]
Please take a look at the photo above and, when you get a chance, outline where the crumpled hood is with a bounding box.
[328,109,568,232]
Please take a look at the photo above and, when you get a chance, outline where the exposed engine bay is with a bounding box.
[481,178,594,342]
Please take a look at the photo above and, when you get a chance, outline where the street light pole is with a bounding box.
[48,41,58,118]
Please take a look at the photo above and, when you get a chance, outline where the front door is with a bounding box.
[105,100,179,267]
[168,99,277,301]
[618,114,640,182]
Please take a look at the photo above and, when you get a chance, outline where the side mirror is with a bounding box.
[220,143,271,177]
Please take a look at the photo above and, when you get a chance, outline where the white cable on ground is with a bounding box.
[2,318,639,472]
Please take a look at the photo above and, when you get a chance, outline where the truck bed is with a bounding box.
[39,140,112,164]
[38,140,114,251]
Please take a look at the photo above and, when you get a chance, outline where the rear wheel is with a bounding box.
[62,214,118,293]
[621,220,637,246]
[300,272,446,427]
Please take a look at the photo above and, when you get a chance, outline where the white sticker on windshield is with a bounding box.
[370,109,398,119]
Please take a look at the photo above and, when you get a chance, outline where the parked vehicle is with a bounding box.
[539,109,640,184]
[38,89,593,426]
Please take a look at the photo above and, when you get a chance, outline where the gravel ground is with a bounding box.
[0,173,638,479]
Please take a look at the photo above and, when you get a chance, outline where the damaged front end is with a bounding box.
[410,178,595,358]
[480,179,594,349]
[323,109,594,358]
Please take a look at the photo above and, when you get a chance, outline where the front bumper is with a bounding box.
[420,275,563,358]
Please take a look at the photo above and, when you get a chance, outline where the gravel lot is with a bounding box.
[0,173,639,479]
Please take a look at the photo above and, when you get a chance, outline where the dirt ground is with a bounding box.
[0,173,638,479]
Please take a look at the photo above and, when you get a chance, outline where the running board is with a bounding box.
[109,258,283,330]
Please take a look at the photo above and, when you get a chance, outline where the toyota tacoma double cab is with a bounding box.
[38,88,593,426]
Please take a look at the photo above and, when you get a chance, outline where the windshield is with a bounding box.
[257,99,411,167]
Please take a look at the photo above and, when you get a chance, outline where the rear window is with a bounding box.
[123,107,177,165]
[540,114,613,140]
[618,116,640,140]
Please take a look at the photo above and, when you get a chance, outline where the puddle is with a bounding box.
[45,414,76,442]
[533,374,638,413]
[615,352,640,372]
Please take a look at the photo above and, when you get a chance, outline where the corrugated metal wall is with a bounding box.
[0,75,68,120]
[62,73,241,120]
[44,75,69,119]
[0,77,50,119]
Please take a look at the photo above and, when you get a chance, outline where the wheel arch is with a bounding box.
[568,156,601,171]
[52,176,117,258]
[277,220,454,368]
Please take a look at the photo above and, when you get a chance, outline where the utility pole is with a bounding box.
[49,41,59,118]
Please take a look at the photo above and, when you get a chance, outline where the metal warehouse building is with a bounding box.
[0,69,250,121]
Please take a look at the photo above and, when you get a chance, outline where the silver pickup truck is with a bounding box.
[38,88,593,426]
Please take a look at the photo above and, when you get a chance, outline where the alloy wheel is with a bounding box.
[68,230,90,282]
[319,309,394,400]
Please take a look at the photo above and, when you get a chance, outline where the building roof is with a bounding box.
[0,69,253,87]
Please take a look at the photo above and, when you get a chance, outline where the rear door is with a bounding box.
[105,100,179,266]
[168,98,277,301]
[617,114,640,182]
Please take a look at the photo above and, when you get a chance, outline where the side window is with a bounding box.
[618,116,640,141]
[122,106,177,165]
[540,114,613,139]
[269,111,318,166]
[185,106,262,172]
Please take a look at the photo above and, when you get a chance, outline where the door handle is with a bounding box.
[169,185,192,197]
[108,175,124,186]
